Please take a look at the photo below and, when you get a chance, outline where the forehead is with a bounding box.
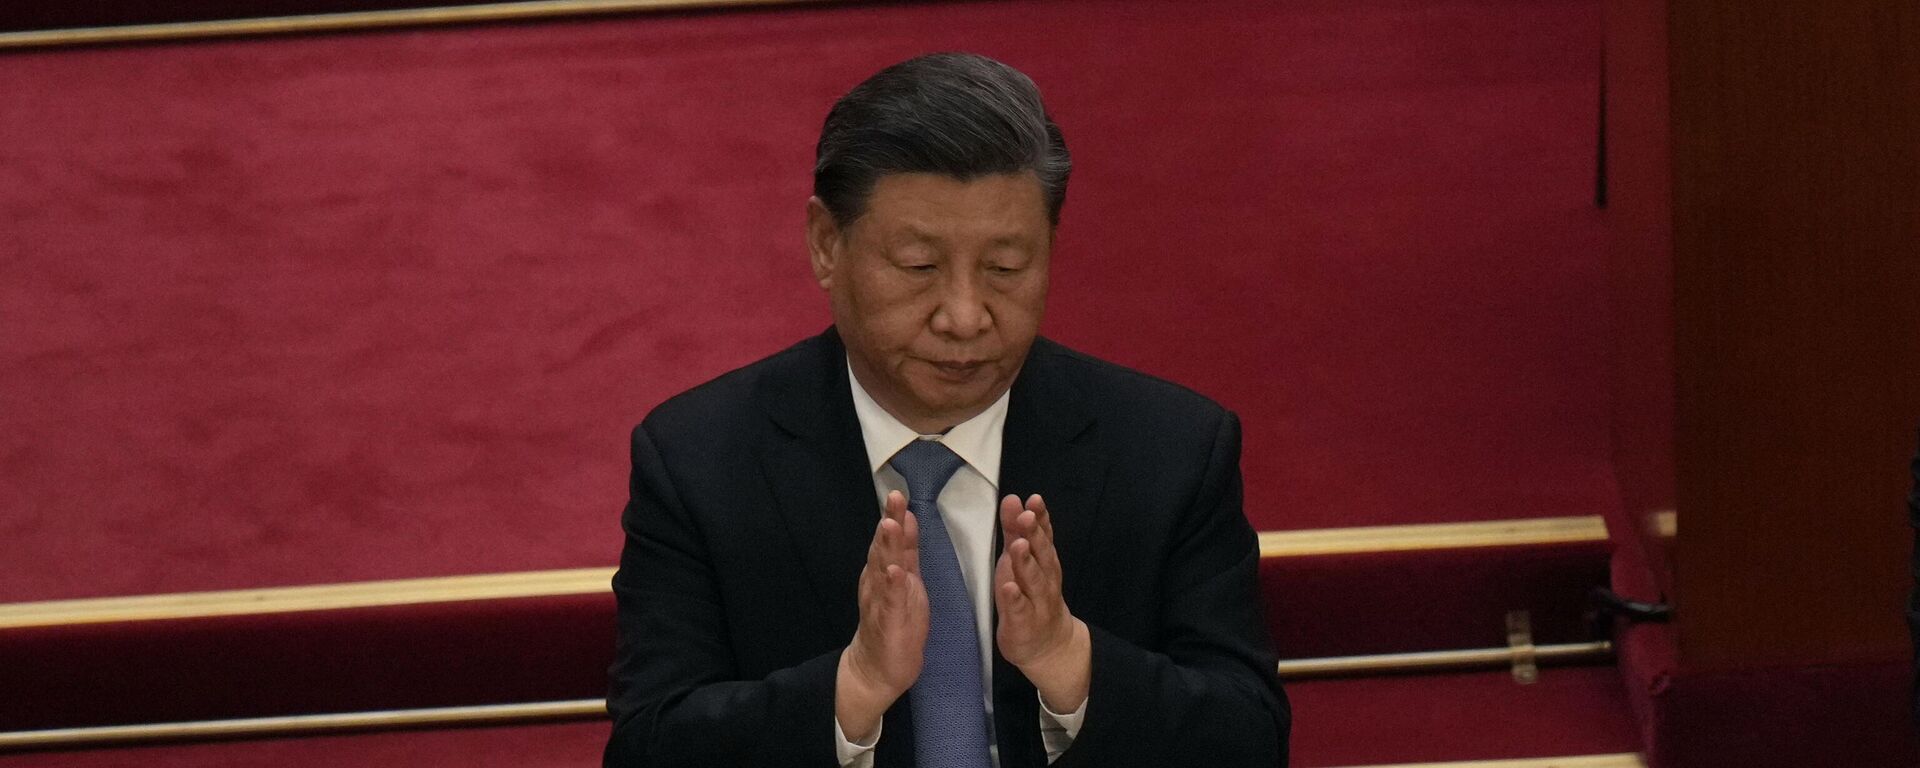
[853,172,1050,245]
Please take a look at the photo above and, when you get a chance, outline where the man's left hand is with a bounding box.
[994,493,1092,714]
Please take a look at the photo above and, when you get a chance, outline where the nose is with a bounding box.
[929,270,992,340]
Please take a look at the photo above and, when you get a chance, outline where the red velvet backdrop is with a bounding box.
[0,0,1608,601]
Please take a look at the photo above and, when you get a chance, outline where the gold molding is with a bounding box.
[0,516,1608,630]
[1275,640,1612,679]
[0,699,608,751]
[1258,515,1607,558]
[1327,755,1646,768]
[0,568,615,630]
[0,641,1619,752]
[0,0,831,52]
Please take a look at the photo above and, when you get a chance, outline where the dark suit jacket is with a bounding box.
[605,329,1289,767]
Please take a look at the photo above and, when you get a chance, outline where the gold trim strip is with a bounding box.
[0,516,1608,630]
[1275,641,1613,679]
[0,699,608,751]
[0,0,829,51]
[0,642,1619,752]
[1327,755,1645,768]
[1258,515,1607,557]
[0,568,615,630]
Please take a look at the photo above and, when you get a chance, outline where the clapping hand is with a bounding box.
[994,493,1091,713]
[837,490,928,742]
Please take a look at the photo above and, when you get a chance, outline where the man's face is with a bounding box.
[807,172,1051,433]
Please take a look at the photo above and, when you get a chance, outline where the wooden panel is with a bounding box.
[1667,0,1920,669]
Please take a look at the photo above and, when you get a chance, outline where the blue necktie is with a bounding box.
[889,439,993,768]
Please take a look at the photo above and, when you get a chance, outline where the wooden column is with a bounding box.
[1606,1,1919,764]
[1665,0,1920,670]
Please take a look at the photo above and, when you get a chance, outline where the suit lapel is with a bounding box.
[998,338,1104,609]
[758,331,923,766]
[993,338,1105,767]
[757,329,876,637]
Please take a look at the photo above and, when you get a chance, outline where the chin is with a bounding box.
[910,378,1003,416]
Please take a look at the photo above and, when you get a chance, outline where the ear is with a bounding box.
[805,197,842,291]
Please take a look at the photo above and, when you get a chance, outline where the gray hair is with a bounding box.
[813,52,1072,227]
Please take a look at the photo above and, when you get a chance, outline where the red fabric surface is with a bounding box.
[0,594,614,731]
[1614,620,1918,768]
[1288,665,1639,766]
[0,667,1638,767]
[0,722,614,768]
[0,0,1607,601]
[1264,540,1610,659]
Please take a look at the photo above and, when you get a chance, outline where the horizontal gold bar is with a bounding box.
[0,568,615,630]
[0,0,827,51]
[0,699,607,751]
[1258,515,1607,557]
[0,516,1608,629]
[1327,754,1645,768]
[1276,641,1613,679]
[0,642,1619,752]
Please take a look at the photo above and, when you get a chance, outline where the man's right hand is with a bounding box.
[836,490,929,744]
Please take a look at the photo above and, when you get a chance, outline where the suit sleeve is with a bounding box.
[1053,410,1290,767]
[604,422,841,768]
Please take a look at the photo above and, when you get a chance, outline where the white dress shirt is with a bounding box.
[834,366,1086,767]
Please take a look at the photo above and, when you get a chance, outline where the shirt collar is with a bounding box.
[848,364,1007,487]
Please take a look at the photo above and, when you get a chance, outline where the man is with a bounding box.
[606,53,1288,767]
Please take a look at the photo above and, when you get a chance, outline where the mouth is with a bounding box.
[924,359,989,382]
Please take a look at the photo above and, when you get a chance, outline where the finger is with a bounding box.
[1024,495,1061,571]
[886,490,908,523]
[1026,494,1053,538]
[901,509,921,575]
[996,579,1029,614]
[866,518,890,570]
[1008,537,1042,594]
[1011,509,1057,577]
[878,516,904,564]
[993,550,1020,598]
[999,495,1022,541]
[1020,535,1064,604]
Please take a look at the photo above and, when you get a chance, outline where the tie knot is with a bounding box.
[888,439,967,501]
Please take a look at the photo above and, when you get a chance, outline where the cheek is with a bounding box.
[992,279,1048,329]
[846,275,933,347]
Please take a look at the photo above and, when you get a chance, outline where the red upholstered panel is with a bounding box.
[0,594,614,731]
[1262,541,1611,659]
[0,722,615,768]
[1287,666,1639,766]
